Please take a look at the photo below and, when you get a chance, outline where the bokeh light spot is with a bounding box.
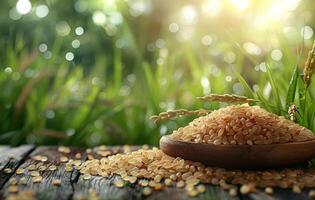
[4,67,13,74]
[72,39,80,48]
[169,23,179,33]
[92,11,106,26]
[74,0,88,13]
[9,8,22,20]
[65,52,74,61]
[16,0,32,15]
[56,21,71,36]
[201,35,213,46]
[243,42,262,55]
[39,43,47,52]
[301,26,313,39]
[271,49,283,61]
[75,26,84,35]
[225,75,232,82]
[35,5,49,18]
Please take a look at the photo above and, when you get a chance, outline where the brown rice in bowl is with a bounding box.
[169,104,315,145]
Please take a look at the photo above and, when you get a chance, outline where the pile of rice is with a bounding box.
[169,104,315,145]
[79,147,315,197]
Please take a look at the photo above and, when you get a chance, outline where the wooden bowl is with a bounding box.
[160,136,315,169]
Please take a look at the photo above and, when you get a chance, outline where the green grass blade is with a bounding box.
[143,62,160,109]
[233,69,254,99]
[114,48,122,95]
[266,64,282,114]
[285,66,299,109]
[297,76,306,111]
[307,101,315,132]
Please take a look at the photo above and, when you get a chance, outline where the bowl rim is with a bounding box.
[160,135,315,148]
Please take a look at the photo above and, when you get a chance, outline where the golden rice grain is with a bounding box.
[113,179,125,188]
[187,189,198,197]
[83,174,92,180]
[16,168,25,175]
[292,185,301,193]
[9,178,18,185]
[58,146,71,154]
[309,190,315,198]
[9,154,16,160]
[60,156,69,162]
[27,165,36,171]
[264,187,273,194]
[19,177,27,185]
[8,185,18,193]
[48,165,57,171]
[164,178,172,186]
[169,105,315,145]
[79,147,315,198]
[52,179,61,186]
[32,176,43,183]
[142,187,152,196]
[229,188,238,197]
[4,168,13,174]
[30,171,40,177]
[75,153,82,159]
[196,184,206,193]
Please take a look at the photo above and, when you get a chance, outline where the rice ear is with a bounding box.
[197,94,257,103]
[150,109,211,123]
[304,40,315,88]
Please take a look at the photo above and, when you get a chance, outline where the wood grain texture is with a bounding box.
[248,189,311,200]
[160,136,315,169]
[1,146,85,200]
[0,145,34,189]
[1,145,315,200]
[73,146,143,200]
[145,186,240,200]
[73,146,241,200]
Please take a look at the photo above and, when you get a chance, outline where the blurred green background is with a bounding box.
[0,0,314,146]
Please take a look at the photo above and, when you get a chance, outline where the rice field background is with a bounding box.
[0,0,314,146]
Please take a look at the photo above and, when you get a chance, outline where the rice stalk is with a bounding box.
[14,69,51,115]
[304,40,315,88]
[150,109,211,123]
[196,94,257,103]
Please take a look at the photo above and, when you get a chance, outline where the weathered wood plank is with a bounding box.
[0,146,85,200]
[73,146,241,200]
[0,145,35,189]
[144,186,240,200]
[1,146,313,200]
[248,189,311,200]
[73,146,142,200]
[0,145,33,170]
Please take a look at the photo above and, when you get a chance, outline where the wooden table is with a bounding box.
[0,145,313,200]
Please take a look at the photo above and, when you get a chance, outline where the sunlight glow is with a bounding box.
[267,0,301,21]
[181,5,197,24]
[229,0,250,11]
[92,11,106,26]
[16,0,32,15]
[201,0,221,17]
